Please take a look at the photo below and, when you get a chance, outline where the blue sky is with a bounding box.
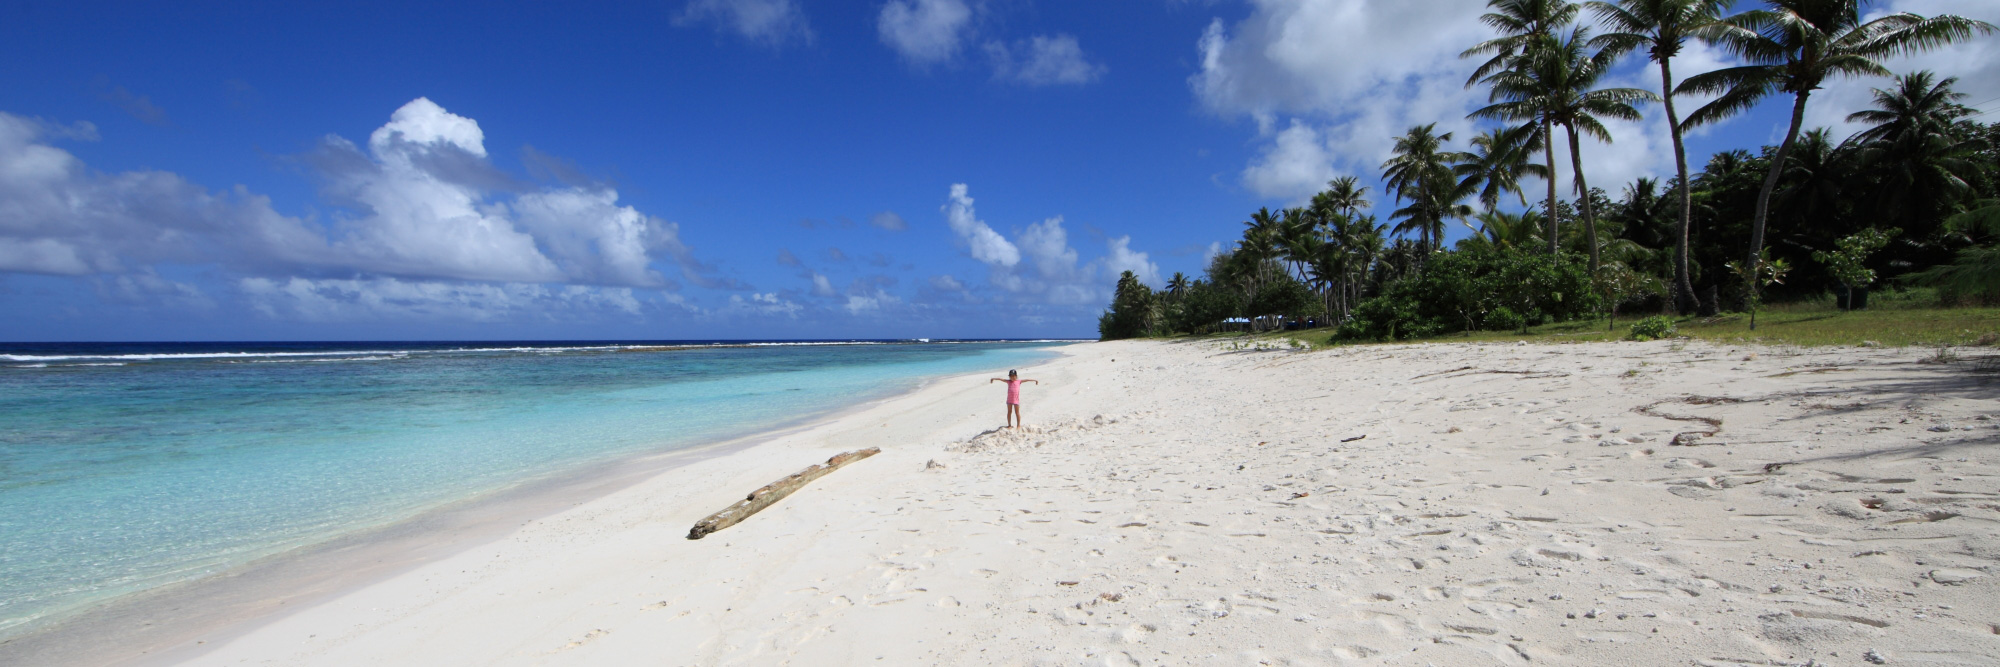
[2,0,1994,341]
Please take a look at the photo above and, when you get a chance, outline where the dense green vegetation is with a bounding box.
[1101,0,1999,345]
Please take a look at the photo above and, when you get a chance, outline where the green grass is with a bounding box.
[1162,290,2000,349]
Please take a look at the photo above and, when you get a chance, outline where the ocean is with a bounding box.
[0,339,1067,639]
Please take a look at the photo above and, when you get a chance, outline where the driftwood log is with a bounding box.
[686,448,880,540]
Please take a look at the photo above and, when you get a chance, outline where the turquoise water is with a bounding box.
[0,340,1064,637]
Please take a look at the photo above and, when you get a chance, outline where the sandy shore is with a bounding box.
[71,339,2000,665]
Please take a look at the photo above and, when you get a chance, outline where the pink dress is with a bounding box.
[1005,379,1023,405]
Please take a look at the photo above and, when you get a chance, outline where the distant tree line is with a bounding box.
[1103,0,1998,341]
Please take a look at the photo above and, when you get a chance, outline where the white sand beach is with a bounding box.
[121,340,2000,665]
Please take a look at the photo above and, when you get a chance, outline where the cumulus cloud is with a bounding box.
[986,34,1105,86]
[311,98,698,288]
[0,98,718,321]
[0,112,335,276]
[942,183,1021,267]
[934,183,1159,306]
[810,272,837,297]
[1241,119,1338,199]
[1103,236,1161,287]
[878,0,973,66]
[1193,1,1499,202]
[869,210,909,231]
[677,0,813,46]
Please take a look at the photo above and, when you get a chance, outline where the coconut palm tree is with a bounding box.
[1167,272,1191,297]
[1588,0,1735,315]
[1473,27,1657,273]
[1455,123,1550,211]
[1382,124,1474,254]
[1321,176,1374,219]
[1679,0,1994,284]
[1462,209,1548,252]
[1241,207,1284,294]
[1771,127,1852,226]
[1847,71,1986,230]
[1463,0,1580,253]
[1277,207,1323,283]
[1463,0,1583,86]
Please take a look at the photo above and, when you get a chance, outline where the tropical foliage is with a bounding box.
[1100,0,1995,343]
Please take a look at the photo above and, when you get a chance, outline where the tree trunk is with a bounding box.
[1544,116,1560,256]
[1566,123,1600,274]
[1745,91,1812,303]
[1660,57,1700,315]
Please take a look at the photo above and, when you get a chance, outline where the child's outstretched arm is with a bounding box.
[1023,379,1039,384]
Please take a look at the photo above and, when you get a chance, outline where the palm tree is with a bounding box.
[1463,0,1581,258]
[1382,124,1473,254]
[1847,71,1985,229]
[1463,209,1548,252]
[1463,0,1583,86]
[1772,127,1852,226]
[1277,207,1323,283]
[1455,123,1550,211]
[1241,207,1284,294]
[1588,0,1735,315]
[1475,27,1657,273]
[1321,176,1373,218]
[1679,0,1994,284]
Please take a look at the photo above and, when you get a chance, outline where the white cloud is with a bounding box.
[370,97,487,157]
[677,0,813,47]
[879,0,973,66]
[942,183,1021,267]
[0,112,336,276]
[1192,1,1495,202]
[727,291,803,317]
[1103,236,1161,287]
[1242,119,1337,199]
[509,188,685,287]
[810,272,837,297]
[844,289,898,314]
[986,34,1105,86]
[0,98,717,321]
[934,183,1160,306]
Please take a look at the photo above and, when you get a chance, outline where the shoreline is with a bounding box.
[0,349,1067,667]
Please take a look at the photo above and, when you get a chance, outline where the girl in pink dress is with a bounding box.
[988,369,1038,429]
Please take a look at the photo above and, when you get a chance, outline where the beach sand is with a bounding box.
[78,339,2000,664]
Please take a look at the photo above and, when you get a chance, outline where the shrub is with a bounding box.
[1485,306,1525,333]
[1337,247,1599,341]
[1628,315,1677,341]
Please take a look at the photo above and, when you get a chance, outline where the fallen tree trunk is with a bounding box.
[686,448,880,540]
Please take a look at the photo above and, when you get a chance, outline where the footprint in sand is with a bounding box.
[556,628,609,651]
